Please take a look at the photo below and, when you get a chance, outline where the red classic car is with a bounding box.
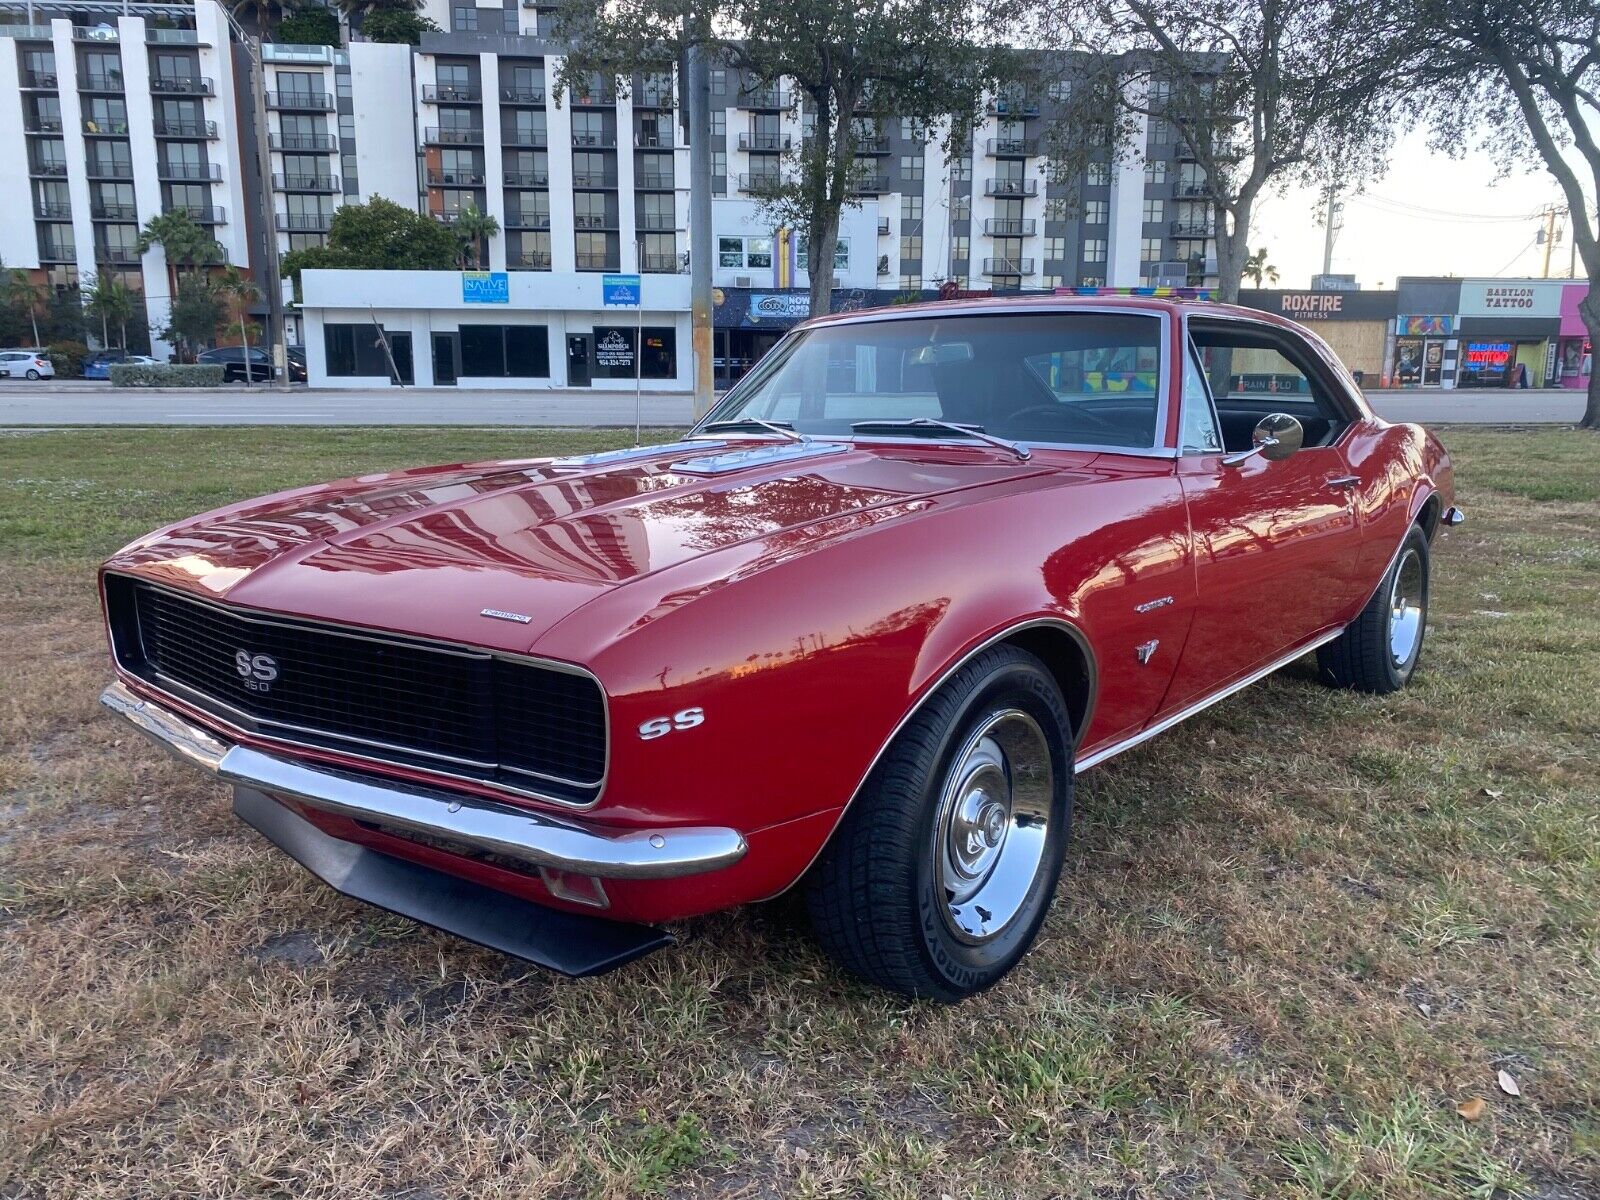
[100,296,1460,1000]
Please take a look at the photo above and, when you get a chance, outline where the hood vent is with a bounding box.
[549,440,727,470]
[670,440,849,476]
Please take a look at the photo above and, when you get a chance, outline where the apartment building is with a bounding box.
[0,0,1219,381]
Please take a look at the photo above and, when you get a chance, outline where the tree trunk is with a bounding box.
[239,307,253,385]
[1212,194,1253,305]
[1580,282,1599,430]
[29,309,39,348]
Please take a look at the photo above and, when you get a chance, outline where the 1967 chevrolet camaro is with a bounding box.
[100,296,1461,1000]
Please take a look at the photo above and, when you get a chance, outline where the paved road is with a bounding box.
[0,380,1585,427]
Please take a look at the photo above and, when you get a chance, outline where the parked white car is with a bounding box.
[0,350,55,380]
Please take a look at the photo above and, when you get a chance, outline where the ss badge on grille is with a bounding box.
[235,650,279,693]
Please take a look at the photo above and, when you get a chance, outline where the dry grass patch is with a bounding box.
[1,425,1597,1198]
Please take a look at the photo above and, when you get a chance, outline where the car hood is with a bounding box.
[107,439,1052,645]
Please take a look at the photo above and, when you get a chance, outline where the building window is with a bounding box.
[1079,274,1104,287]
[1043,196,1070,221]
[451,5,477,31]
[709,109,725,137]
[899,274,921,289]
[1044,236,1067,261]
[1086,161,1110,187]
[588,325,677,379]
[950,235,968,264]
[1143,198,1165,224]
[747,236,772,268]
[796,236,848,271]
[459,324,550,377]
[1047,79,1070,101]
[1082,238,1107,263]
[1146,119,1173,147]
[1042,274,1066,289]
[899,154,924,182]
[1141,237,1163,262]
[955,154,972,182]
[1147,79,1171,107]
[711,151,726,179]
[1144,159,1168,184]
[710,68,726,93]
[951,194,971,220]
[324,323,411,380]
[1083,200,1107,225]
[900,234,922,261]
[902,195,923,224]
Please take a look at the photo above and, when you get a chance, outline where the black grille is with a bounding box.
[109,577,605,802]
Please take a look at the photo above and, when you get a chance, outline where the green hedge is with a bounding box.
[108,363,227,388]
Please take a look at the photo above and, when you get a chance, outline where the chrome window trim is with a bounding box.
[104,571,611,810]
[693,306,1175,457]
[1175,332,1224,456]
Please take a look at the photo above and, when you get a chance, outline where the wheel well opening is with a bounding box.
[1003,625,1093,746]
[1417,494,1441,539]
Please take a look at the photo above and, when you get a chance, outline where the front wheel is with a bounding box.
[1318,523,1431,693]
[805,645,1074,1001]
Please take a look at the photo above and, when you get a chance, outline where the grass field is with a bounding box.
[1,426,1597,1199]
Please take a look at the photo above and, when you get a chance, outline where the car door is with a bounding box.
[1159,319,1368,714]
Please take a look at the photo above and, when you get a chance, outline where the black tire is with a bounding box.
[25,369,39,380]
[805,645,1074,1002]
[1318,523,1430,693]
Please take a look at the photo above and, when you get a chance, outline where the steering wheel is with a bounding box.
[1000,403,1126,436]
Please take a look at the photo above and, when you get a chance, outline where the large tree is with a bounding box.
[1404,0,1599,429]
[279,196,460,287]
[554,0,1003,316]
[1032,0,1410,301]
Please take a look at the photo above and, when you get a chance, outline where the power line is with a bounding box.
[1488,235,1540,277]
[1348,194,1544,224]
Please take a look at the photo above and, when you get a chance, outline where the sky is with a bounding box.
[1246,130,1589,290]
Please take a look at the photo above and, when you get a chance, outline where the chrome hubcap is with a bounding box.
[1389,547,1425,669]
[933,710,1053,945]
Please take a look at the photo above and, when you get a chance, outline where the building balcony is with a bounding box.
[154,119,218,139]
[94,244,141,263]
[91,202,138,220]
[569,88,614,107]
[737,87,788,110]
[20,70,58,89]
[429,168,485,187]
[572,171,617,188]
[985,177,1037,197]
[169,204,225,224]
[856,134,891,154]
[262,43,336,65]
[571,130,617,149]
[635,87,675,110]
[87,161,136,179]
[270,132,338,152]
[503,170,549,187]
[510,250,552,269]
[158,161,220,181]
[277,211,332,232]
[150,75,213,96]
[25,117,64,134]
[426,127,486,148]
[422,83,481,103]
[1175,182,1214,198]
[504,211,551,230]
[267,90,335,111]
[30,161,69,178]
[851,175,890,194]
[275,171,340,191]
[986,136,1037,158]
[73,26,119,42]
[78,72,124,92]
[635,210,675,231]
[83,117,131,136]
[38,240,76,261]
[634,170,675,190]
[983,217,1036,236]
[737,132,788,153]
[989,97,1040,118]
[1,25,54,41]
[982,256,1035,276]
[1170,220,1214,236]
[634,130,673,149]
[35,201,73,220]
[738,172,782,193]
[639,251,680,273]
[502,128,548,148]
[574,252,618,271]
[573,212,618,230]
[147,28,206,45]
[500,85,545,105]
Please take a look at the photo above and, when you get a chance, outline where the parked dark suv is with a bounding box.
[198,346,276,383]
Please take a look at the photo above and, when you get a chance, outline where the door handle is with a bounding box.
[1325,475,1361,490]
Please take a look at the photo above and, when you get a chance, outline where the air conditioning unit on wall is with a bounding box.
[734,275,752,287]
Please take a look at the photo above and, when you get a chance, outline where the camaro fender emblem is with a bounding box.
[1134,596,1174,613]
[234,650,279,692]
[1135,639,1160,665]
[480,608,533,624]
[639,708,705,740]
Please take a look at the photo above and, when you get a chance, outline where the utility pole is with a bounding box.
[1321,187,1341,277]
[1538,205,1559,278]
[685,41,714,419]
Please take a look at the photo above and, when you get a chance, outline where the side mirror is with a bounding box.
[1223,412,1304,467]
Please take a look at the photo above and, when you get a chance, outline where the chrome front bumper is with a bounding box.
[101,681,747,881]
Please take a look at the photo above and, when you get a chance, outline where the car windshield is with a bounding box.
[705,311,1164,449]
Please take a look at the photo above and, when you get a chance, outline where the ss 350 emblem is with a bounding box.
[235,650,279,693]
[638,708,704,740]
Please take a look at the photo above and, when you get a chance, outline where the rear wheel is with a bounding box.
[1318,523,1430,693]
[805,645,1073,1001]
[25,369,39,380]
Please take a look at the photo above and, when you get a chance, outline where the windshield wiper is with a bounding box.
[850,418,1031,461]
[699,418,805,443]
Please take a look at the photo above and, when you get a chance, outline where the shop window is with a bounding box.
[324,322,403,378]
[591,325,677,379]
[460,324,551,377]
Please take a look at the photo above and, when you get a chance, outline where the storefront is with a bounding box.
[1556,283,1593,391]
[1238,289,1396,383]
[1391,315,1456,388]
[1453,279,1565,388]
[711,287,939,386]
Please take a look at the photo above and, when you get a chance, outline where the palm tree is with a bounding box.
[138,211,224,293]
[1241,247,1280,287]
[217,266,263,381]
[84,273,137,349]
[337,0,419,23]
[452,205,500,269]
[8,270,44,348]
[231,0,297,31]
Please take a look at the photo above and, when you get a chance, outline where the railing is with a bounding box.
[21,70,58,88]
[150,75,213,95]
[1,25,54,40]
[169,205,225,223]
[985,178,1037,196]
[635,88,675,109]
[983,217,1036,236]
[571,130,617,148]
[986,137,1037,157]
[263,43,337,64]
[573,212,616,229]
[856,134,891,154]
[571,171,617,188]
[83,117,131,135]
[510,250,552,268]
[503,170,549,187]
[95,244,140,262]
[78,72,124,91]
[989,97,1040,117]
[26,117,64,133]
[1170,220,1213,236]
[73,26,119,42]
[575,252,617,270]
[738,172,782,192]
[851,175,889,194]
[634,130,672,149]
[148,28,203,45]
[87,161,136,178]
[634,171,674,189]
[737,132,788,152]
[635,210,674,231]
[504,211,550,229]
[737,88,788,109]
[158,160,220,180]
[569,89,613,106]
[154,119,218,138]
[1176,183,1213,198]
[267,90,335,111]
[274,171,340,191]
[276,211,332,231]
[30,161,69,177]
[35,201,73,219]
[91,202,138,220]
[501,127,548,147]
[500,85,544,104]
[270,132,338,151]
[38,239,76,260]
[428,169,485,187]
[639,252,679,272]
[982,256,1035,275]
[422,83,481,102]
